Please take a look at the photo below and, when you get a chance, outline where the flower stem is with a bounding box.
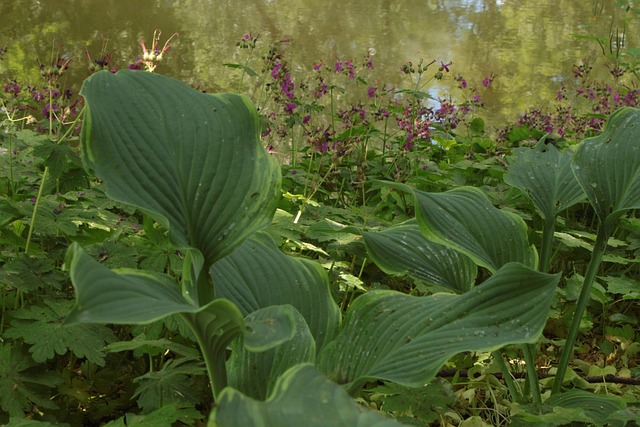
[552,224,609,394]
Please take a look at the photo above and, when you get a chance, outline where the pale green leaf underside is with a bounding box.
[213,232,340,351]
[363,220,476,293]
[505,141,585,220]
[572,107,640,231]
[80,70,281,264]
[227,305,316,400]
[412,186,537,272]
[212,364,409,427]
[65,242,198,324]
[318,263,559,390]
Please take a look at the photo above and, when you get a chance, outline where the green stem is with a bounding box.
[492,350,523,403]
[523,344,541,405]
[538,216,556,274]
[552,225,609,394]
[182,313,230,400]
[24,166,49,254]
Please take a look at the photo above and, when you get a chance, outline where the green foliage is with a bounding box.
[211,364,407,427]
[4,300,115,365]
[1,31,640,426]
[0,343,61,417]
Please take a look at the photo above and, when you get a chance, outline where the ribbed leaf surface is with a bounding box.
[80,70,280,264]
[213,364,408,427]
[572,107,640,233]
[65,243,198,324]
[213,233,340,351]
[413,187,537,272]
[505,141,585,220]
[318,263,558,390]
[227,305,316,400]
[363,220,476,293]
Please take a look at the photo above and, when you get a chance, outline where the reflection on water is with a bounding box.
[0,0,636,126]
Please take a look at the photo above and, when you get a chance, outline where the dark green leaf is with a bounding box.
[5,300,116,365]
[227,305,316,400]
[213,232,340,351]
[363,220,476,293]
[572,107,640,233]
[505,140,586,220]
[410,186,537,272]
[79,70,281,265]
[318,263,559,391]
[212,364,409,427]
[65,242,198,324]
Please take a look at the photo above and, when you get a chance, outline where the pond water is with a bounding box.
[1,0,636,127]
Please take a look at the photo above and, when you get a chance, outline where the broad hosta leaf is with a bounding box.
[211,364,408,427]
[363,220,476,293]
[242,305,302,352]
[544,389,627,425]
[411,186,537,272]
[4,300,116,365]
[80,70,281,264]
[504,139,586,220]
[213,232,340,351]
[572,107,640,233]
[318,263,559,391]
[227,305,316,400]
[65,242,199,324]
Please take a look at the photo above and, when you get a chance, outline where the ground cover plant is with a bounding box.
[0,25,639,427]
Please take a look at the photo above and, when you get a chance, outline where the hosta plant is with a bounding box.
[66,70,564,425]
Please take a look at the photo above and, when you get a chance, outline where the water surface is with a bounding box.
[1,0,635,126]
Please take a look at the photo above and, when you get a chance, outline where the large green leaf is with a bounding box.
[363,220,476,293]
[227,305,316,400]
[504,139,586,220]
[65,242,199,324]
[211,364,408,427]
[318,263,559,392]
[411,186,537,272]
[572,107,640,233]
[212,232,340,351]
[80,70,281,265]
[544,389,627,425]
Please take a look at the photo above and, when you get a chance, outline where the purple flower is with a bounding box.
[367,86,377,98]
[440,61,451,73]
[271,61,282,79]
[556,91,564,101]
[302,115,311,124]
[32,91,44,102]
[42,103,59,118]
[284,102,297,114]
[459,78,467,89]
[335,61,343,72]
